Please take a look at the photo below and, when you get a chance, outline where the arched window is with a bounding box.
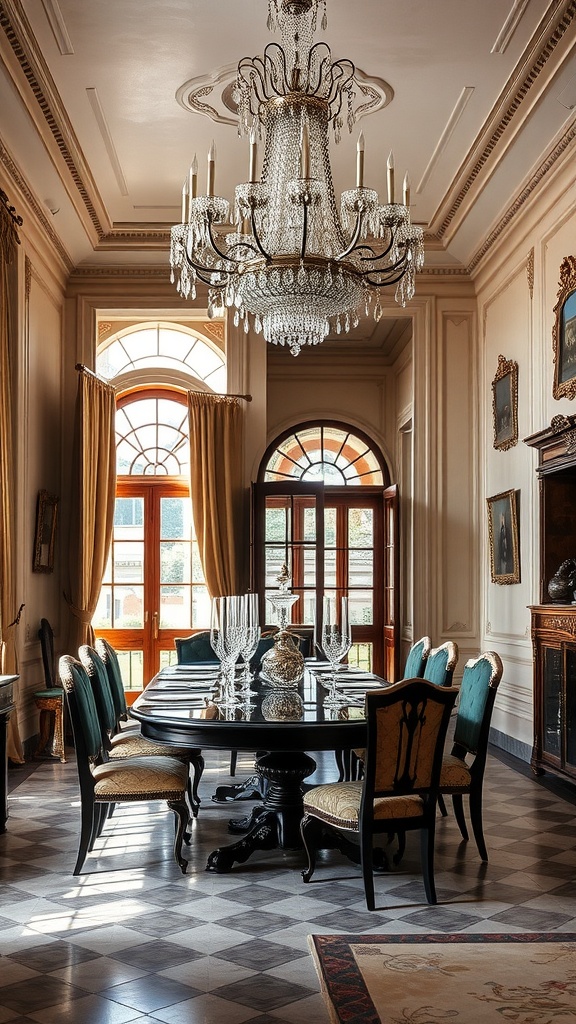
[255,421,397,678]
[93,322,225,691]
[262,423,384,485]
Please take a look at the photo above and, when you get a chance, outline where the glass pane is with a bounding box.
[349,590,373,626]
[114,542,144,583]
[159,649,178,668]
[92,587,112,629]
[161,498,188,540]
[265,546,288,586]
[192,544,205,583]
[161,542,191,584]
[302,546,316,586]
[114,497,144,530]
[115,586,144,628]
[349,643,372,672]
[302,505,316,542]
[543,647,562,758]
[192,585,211,628]
[349,549,373,588]
[101,552,112,585]
[325,508,336,546]
[566,647,576,768]
[265,505,288,543]
[324,548,336,587]
[116,650,144,691]
[349,508,373,548]
[160,585,191,628]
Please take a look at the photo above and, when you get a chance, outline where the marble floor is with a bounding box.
[2,744,576,1024]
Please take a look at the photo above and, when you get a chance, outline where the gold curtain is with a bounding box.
[66,369,116,650]
[0,198,24,762]
[188,392,245,597]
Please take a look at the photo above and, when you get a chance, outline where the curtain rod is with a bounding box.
[76,364,252,401]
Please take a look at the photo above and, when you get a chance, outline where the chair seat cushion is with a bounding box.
[440,753,471,789]
[34,688,63,700]
[109,733,199,761]
[303,781,424,830]
[92,755,187,800]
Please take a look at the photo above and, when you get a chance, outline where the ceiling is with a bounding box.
[1,0,575,296]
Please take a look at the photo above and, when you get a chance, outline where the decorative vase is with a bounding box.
[261,689,304,721]
[547,558,576,603]
[260,629,304,687]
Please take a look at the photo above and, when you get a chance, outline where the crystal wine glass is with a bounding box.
[321,595,352,708]
[238,593,260,696]
[210,596,243,707]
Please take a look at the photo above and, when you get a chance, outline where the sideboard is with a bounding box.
[0,674,17,832]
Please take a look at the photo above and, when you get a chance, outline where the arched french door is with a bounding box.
[93,321,227,693]
[252,422,399,680]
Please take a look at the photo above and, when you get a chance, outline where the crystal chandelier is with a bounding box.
[170,0,424,356]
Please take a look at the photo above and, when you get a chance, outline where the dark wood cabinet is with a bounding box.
[525,415,576,781]
[529,607,576,779]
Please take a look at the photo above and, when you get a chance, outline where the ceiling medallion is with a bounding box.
[170,0,423,356]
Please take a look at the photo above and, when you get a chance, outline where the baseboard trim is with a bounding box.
[489,727,531,764]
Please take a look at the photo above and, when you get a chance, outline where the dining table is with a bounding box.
[130,661,388,872]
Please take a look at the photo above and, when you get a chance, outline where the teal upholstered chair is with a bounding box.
[33,619,66,761]
[423,641,459,686]
[301,679,458,910]
[94,637,130,729]
[175,631,217,665]
[59,655,190,875]
[402,636,432,679]
[80,644,204,813]
[439,651,504,860]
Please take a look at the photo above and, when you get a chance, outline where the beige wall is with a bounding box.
[476,156,576,755]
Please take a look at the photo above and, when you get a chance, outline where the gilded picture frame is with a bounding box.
[492,354,518,451]
[33,490,58,573]
[552,255,576,400]
[487,489,520,585]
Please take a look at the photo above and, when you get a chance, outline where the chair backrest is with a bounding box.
[362,678,458,803]
[401,636,432,679]
[175,631,218,664]
[423,641,459,686]
[95,637,128,719]
[59,654,104,763]
[38,618,57,689]
[453,651,503,758]
[78,644,117,742]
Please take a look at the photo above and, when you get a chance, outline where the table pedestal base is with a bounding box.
[206,751,316,873]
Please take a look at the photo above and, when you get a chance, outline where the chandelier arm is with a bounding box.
[355,235,396,263]
[226,239,262,260]
[263,44,290,98]
[181,247,229,287]
[249,206,272,261]
[334,208,364,261]
[365,267,413,288]
[361,248,408,273]
[325,57,355,117]
[305,43,332,98]
[205,215,240,266]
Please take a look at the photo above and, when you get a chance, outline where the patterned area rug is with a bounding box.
[308,933,576,1024]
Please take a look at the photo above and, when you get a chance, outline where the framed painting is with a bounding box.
[487,489,520,585]
[553,255,576,400]
[33,490,58,573]
[492,354,518,451]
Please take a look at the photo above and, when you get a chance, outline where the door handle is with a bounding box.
[152,611,159,639]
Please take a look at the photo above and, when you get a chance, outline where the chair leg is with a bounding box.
[53,700,66,762]
[168,799,190,874]
[190,753,204,812]
[451,793,469,842]
[300,813,325,882]
[74,796,95,875]
[438,793,448,817]
[229,750,237,776]
[360,831,375,911]
[469,786,488,861]
[420,821,438,905]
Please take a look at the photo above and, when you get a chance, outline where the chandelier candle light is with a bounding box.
[170,0,424,355]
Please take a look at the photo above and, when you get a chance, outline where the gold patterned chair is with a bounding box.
[59,655,190,875]
[80,644,204,814]
[439,651,504,860]
[33,619,65,761]
[301,678,458,910]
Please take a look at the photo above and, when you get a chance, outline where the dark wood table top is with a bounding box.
[130,662,388,752]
